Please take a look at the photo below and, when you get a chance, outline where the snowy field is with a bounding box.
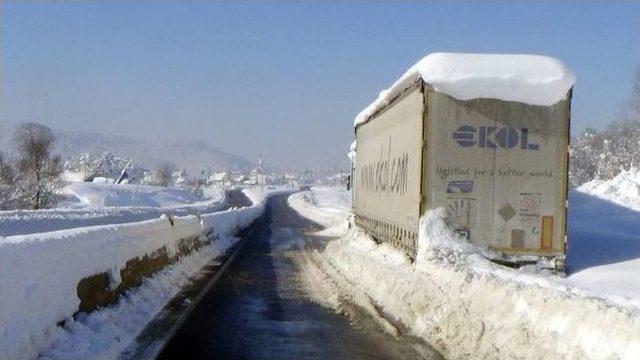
[59,182,223,209]
[0,187,291,360]
[0,182,226,236]
[289,176,640,359]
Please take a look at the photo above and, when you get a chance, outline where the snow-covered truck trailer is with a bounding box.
[352,53,575,270]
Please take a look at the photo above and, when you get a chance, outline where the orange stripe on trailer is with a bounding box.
[541,216,553,251]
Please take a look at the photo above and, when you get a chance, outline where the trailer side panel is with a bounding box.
[354,86,424,255]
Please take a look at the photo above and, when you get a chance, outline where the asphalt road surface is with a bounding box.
[158,194,442,360]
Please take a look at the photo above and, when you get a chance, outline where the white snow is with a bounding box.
[348,140,356,162]
[354,52,576,126]
[60,182,223,209]
[0,187,289,360]
[576,167,640,211]
[242,186,294,207]
[349,140,357,152]
[290,183,640,359]
[40,237,237,360]
[288,186,350,235]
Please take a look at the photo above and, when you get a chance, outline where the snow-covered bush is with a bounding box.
[153,162,176,187]
[570,121,640,187]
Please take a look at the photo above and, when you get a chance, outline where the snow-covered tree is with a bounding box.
[569,128,602,187]
[569,65,640,187]
[0,153,17,210]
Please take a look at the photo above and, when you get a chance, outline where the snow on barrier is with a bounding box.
[0,188,289,360]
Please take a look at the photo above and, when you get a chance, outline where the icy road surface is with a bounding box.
[158,195,441,359]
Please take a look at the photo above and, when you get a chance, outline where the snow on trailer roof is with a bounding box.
[354,52,576,127]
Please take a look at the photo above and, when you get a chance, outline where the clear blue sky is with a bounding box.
[1,1,638,168]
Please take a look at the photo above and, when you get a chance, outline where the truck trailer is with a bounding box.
[352,53,575,270]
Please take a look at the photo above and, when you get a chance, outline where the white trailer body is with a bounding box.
[353,53,574,266]
[354,87,424,254]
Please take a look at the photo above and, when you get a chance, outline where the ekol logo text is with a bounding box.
[452,125,539,150]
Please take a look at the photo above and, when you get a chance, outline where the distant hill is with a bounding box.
[1,123,255,173]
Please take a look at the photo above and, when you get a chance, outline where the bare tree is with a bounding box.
[12,123,63,209]
[154,162,175,187]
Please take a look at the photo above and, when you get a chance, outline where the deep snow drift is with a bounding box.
[289,184,640,359]
[576,167,640,211]
[354,52,575,126]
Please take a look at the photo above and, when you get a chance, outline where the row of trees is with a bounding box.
[64,151,143,183]
[64,151,176,187]
[569,66,640,187]
[0,123,63,210]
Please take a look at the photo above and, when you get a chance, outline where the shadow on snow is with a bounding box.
[567,191,640,273]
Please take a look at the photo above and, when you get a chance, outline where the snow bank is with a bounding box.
[316,216,640,359]
[242,186,293,206]
[414,207,499,263]
[0,217,200,359]
[354,52,575,126]
[41,237,237,360]
[0,187,285,360]
[577,167,640,211]
[288,187,351,230]
[293,188,640,359]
